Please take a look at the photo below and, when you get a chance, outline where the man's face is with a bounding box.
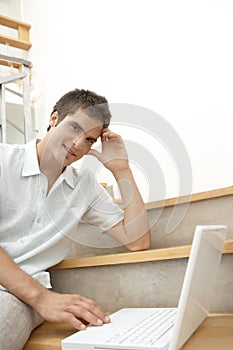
[46,110,103,167]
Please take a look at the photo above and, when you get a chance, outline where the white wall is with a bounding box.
[0,0,21,20]
[3,0,233,201]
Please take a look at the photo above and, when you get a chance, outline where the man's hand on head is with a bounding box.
[88,128,129,174]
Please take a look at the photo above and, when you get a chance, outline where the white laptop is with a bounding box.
[62,225,227,350]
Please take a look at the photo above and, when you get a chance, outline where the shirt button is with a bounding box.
[37,218,41,223]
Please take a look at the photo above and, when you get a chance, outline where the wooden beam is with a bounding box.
[0,54,32,67]
[0,14,31,30]
[0,60,21,69]
[0,14,32,50]
[0,34,32,50]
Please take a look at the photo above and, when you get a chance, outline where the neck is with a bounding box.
[36,136,64,191]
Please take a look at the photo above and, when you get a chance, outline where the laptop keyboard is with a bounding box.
[105,308,177,346]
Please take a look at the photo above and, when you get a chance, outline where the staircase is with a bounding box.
[0,14,34,143]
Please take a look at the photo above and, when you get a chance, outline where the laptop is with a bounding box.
[62,225,227,350]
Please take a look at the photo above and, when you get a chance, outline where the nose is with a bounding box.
[72,135,85,149]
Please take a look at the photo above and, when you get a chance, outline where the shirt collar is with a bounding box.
[62,166,76,189]
[22,139,41,177]
[22,139,76,189]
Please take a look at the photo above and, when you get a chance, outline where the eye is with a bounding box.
[86,138,96,146]
[71,123,81,132]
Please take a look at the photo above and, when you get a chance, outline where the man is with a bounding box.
[0,89,151,349]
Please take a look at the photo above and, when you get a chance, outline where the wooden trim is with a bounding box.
[145,186,233,210]
[49,239,233,271]
[0,14,31,30]
[0,14,32,50]
[0,59,21,69]
[0,54,32,67]
[222,240,233,254]
[0,34,32,50]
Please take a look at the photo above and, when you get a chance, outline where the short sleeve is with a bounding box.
[81,175,123,232]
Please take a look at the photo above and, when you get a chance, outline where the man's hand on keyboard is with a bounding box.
[32,289,110,330]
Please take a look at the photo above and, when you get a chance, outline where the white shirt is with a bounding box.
[0,140,123,289]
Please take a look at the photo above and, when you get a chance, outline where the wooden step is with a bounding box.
[23,314,233,350]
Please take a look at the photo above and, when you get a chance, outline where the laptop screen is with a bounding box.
[169,225,227,350]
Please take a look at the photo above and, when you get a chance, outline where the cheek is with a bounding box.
[84,144,92,153]
[50,129,66,145]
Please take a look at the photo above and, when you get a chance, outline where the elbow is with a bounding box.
[125,231,151,252]
[126,241,150,252]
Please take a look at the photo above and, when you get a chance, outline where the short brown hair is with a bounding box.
[47,89,112,131]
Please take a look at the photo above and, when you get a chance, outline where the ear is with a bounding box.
[49,111,59,128]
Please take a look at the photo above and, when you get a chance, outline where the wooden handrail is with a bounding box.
[0,14,31,50]
[0,15,31,30]
[49,239,233,270]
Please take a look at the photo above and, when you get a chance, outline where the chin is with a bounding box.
[63,157,77,167]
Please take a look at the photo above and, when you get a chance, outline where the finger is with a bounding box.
[101,129,121,139]
[73,308,105,326]
[76,298,109,324]
[101,127,109,142]
[102,131,121,139]
[101,127,110,133]
[77,317,90,325]
[70,295,109,323]
[63,312,87,330]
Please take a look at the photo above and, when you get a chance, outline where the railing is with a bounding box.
[0,14,31,50]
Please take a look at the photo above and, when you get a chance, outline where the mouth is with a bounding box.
[63,144,77,157]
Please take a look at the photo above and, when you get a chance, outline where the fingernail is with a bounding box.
[104,316,110,323]
[80,324,86,330]
[97,319,103,325]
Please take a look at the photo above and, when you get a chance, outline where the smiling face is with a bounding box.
[44,110,104,168]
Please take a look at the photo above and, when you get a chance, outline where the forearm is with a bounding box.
[113,167,151,251]
[0,247,46,308]
[89,128,151,250]
[0,247,110,329]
